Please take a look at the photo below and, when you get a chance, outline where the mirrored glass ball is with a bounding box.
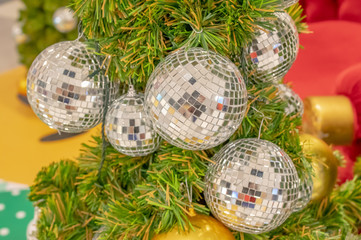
[205,138,299,234]
[243,12,299,83]
[105,88,161,157]
[279,0,298,9]
[276,84,304,116]
[27,40,119,133]
[294,172,313,211]
[52,7,77,33]
[144,47,248,150]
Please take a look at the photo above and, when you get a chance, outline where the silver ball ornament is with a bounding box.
[276,84,304,116]
[144,47,248,150]
[279,0,298,9]
[12,22,27,44]
[27,40,119,133]
[294,172,313,212]
[52,7,77,33]
[105,86,161,157]
[243,12,299,83]
[205,138,299,234]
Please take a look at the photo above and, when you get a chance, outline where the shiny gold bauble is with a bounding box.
[303,96,355,145]
[152,214,235,240]
[299,134,339,201]
[18,77,27,96]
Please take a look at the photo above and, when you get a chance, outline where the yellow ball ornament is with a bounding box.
[299,133,339,201]
[152,214,235,240]
[18,77,27,96]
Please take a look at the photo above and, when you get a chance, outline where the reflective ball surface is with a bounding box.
[243,12,299,83]
[205,138,299,234]
[276,84,304,116]
[52,7,77,33]
[294,172,313,211]
[144,47,247,150]
[27,40,118,133]
[105,87,161,157]
[279,0,298,9]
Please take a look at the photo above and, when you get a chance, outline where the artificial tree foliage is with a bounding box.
[28,0,361,239]
[18,0,77,67]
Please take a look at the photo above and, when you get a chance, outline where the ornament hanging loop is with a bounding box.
[185,178,196,216]
[75,20,85,41]
[251,107,271,139]
[127,77,136,97]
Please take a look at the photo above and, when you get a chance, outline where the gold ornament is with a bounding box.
[303,96,355,145]
[152,214,235,240]
[299,134,339,201]
[18,77,27,96]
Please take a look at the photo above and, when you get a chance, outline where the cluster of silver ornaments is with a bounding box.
[276,84,304,116]
[243,12,299,83]
[144,47,248,150]
[294,171,313,212]
[52,7,77,33]
[205,138,299,234]
[105,85,161,157]
[27,40,119,133]
[278,0,299,9]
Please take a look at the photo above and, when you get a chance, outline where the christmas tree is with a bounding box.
[26,0,361,239]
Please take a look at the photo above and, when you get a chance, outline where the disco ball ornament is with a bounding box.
[279,0,298,9]
[105,85,161,157]
[52,7,77,33]
[294,171,313,212]
[144,47,248,150]
[276,84,304,116]
[205,138,299,234]
[243,12,299,83]
[27,40,119,133]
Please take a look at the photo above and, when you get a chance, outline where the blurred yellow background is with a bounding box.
[0,66,99,185]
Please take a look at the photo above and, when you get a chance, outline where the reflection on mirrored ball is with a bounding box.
[205,138,299,234]
[27,40,119,133]
[144,47,248,150]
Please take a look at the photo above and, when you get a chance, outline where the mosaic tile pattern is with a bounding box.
[144,47,248,150]
[106,87,161,157]
[294,171,313,212]
[279,0,298,9]
[205,138,299,234]
[276,84,304,116]
[243,12,299,83]
[27,40,119,133]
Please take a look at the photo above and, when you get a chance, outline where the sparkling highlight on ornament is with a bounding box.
[152,214,235,240]
[52,7,77,33]
[205,138,299,234]
[105,85,161,157]
[27,40,118,133]
[276,84,304,116]
[144,47,248,150]
[243,12,299,83]
[294,172,313,211]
